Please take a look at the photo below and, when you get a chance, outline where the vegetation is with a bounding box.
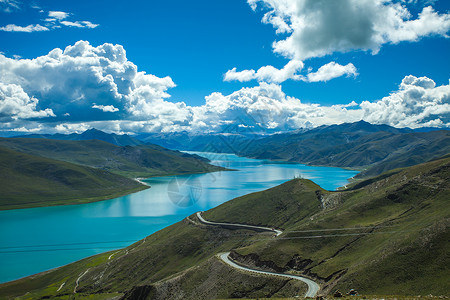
[0,137,226,178]
[138,121,450,179]
[237,121,450,178]
[0,146,147,210]
[0,155,448,298]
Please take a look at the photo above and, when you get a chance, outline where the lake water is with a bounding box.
[0,152,358,283]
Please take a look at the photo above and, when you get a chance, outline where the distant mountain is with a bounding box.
[15,128,144,146]
[139,121,449,178]
[3,155,448,298]
[140,121,411,151]
[137,131,265,153]
[234,121,449,178]
[0,146,147,210]
[0,138,226,179]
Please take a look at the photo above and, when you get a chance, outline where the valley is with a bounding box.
[0,153,448,299]
[0,124,448,299]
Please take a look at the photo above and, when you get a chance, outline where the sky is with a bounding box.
[0,0,449,134]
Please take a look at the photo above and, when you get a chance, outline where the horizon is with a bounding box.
[2,119,448,138]
[1,0,449,135]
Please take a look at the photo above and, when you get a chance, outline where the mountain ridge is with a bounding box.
[13,128,144,146]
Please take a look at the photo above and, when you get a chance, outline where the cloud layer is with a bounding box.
[249,0,450,60]
[0,42,448,134]
[224,0,450,84]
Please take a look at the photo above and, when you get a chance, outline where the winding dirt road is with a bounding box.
[196,212,320,298]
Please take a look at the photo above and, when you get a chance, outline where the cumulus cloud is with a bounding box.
[224,68,256,82]
[248,0,450,60]
[306,62,358,82]
[225,61,356,83]
[227,0,449,86]
[197,76,449,130]
[0,41,186,120]
[0,24,49,32]
[0,41,189,131]
[0,42,448,133]
[224,60,303,83]
[0,83,55,121]
[361,75,450,128]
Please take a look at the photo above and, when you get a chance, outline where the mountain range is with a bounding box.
[136,121,450,179]
[14,128,144,147]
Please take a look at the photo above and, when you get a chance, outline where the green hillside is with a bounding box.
[0,146,147,210]
[212,157,449,295]
[0,137,226,178]
[0,156,448,298]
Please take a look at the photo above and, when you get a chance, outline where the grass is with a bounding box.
[0,146,148,210]
[0,137,227,179]
[0,156,448,299]
[229,156,450,296]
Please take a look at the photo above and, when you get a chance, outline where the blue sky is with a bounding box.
[0,0,449,134]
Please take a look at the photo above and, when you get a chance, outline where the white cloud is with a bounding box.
[248,0,450,60]
[1,9,98,33]
[81,21,98,29]
[224,68,256,82]
[0,41,188,130]
[48,11,69,20]
[0,24,49,32]
[229,0,448,86]
[224,60,304,83]
[361,75,450,128]
[60,21,84,28]
[0,42,448,133]
[92,104,119,113]
[60,20,99,28]
[225,60,357,83]
[0,83,55,121]
[306,62,358,82]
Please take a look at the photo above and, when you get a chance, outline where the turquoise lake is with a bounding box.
[0,152,358,283]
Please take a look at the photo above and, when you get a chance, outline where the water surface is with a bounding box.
[0,152,358,283]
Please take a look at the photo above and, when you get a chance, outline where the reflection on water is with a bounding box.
[0,152,358,283]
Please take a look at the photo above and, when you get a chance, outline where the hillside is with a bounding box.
[236,122,450,178]
[139,121,450,178]
[0,137,226,178]
[0,146,147,210]
[0,155,448,298]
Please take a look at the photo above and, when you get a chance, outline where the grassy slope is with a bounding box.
[229,157,450,295]
[0,217,281,299]
[0,157,448,298]
[0,146,147,210]
[0,137,226,178]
